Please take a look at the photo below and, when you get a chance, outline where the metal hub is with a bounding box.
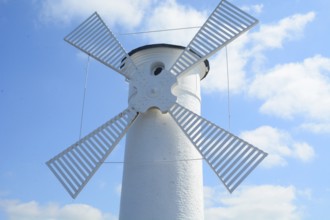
[129,69,177,113]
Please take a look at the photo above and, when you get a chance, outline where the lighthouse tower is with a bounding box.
[119,44,209,220]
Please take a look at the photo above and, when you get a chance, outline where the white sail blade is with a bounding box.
[64,12,137,79]
[46,108,138,198]
[169,103,267,193]
[169,0,258,77]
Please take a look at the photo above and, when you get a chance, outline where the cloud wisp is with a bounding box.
[240,126,315,168]
[249,55,330,133]
[1,185,305,220]
[204,185,302,220]
[38,0,153,29]
[0,200,116,220]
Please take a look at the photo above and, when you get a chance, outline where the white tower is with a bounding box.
[47,1,268,219]
[119,45,208,219]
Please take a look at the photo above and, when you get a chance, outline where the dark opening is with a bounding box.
[153,67,163,76]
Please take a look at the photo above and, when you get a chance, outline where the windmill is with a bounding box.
[47,0,268,219]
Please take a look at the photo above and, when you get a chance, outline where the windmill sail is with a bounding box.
[64,12,137,79]
[47,108,138,198]
[170,0,258,77]
[169,103,267,193]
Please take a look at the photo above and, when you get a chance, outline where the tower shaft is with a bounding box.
[119,46,207,220]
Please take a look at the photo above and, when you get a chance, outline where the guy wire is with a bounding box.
[225,46,231,131]
[117,26,201,35]
[78,55,90,141]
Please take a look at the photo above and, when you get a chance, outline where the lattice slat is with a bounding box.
[169,103,267,193]
[170,0,258,77]
[47,108,138,198]
[64,12,137,79]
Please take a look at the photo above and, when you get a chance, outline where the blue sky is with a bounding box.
[1,0,329,219]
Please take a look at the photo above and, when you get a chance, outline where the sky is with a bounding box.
[0,0,329,219]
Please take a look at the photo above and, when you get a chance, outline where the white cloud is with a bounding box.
[38,0,206,36]
[248,55,330,132]
[202,11,315,94]
[204,185,302,220]
[300,122,330,134]
[0,200,116,220]
[250,12,315,52]
[37,0,207,44]
[38,0,153,29]
[143,0,207,45]
[241,4,264,14]
[249,11,316,72]
[240,126,315,168]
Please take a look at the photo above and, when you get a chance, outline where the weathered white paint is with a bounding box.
[119,45,208,220]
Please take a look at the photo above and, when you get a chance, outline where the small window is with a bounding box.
[151,62,165,76]
[153,67,163,75]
